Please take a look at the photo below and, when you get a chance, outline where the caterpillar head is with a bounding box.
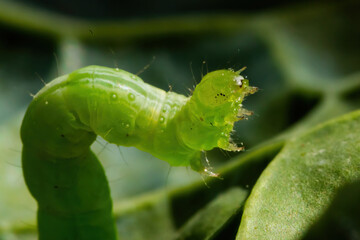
[193,68,256,111]
[189,68,257,152]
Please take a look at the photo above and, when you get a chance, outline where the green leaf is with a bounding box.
[302,180,360,239]
[237,110,360,240]
[115,194,176,240]
[174,187,248,240]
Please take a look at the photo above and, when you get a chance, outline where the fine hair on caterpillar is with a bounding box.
[21,65,257,239]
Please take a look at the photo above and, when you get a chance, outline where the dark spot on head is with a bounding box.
[190,128,193,130]
[126,133,129,137]
[200,117,204,121]
[210,122,213,126]
[61,134,65,138]
[54,185,59,189]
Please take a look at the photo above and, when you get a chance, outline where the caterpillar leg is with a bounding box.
[218,136,245,152]
[246,86,258,95]
[190,152,220,178]
[223,142,245,152]
[237,108,254,120]
[202,151,220,178]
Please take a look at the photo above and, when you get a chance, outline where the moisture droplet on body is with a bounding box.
[111,93,117,100]
[128,93,135,101]
[121,122,131,128]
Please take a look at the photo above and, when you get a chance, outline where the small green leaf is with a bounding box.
[237,110,360,240]
[175,187,248,240]
[116,194,176,240]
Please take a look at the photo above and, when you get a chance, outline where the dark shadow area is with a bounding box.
[342,85,360,109]
[213,211,242,240]
[0,24,56,83]
[234,90,321,148]
[14,0,327,20]
[0,24,56,121]
[280,1,360,80]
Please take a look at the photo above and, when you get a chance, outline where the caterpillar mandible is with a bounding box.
[21,65,256,239]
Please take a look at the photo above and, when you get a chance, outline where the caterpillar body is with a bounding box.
[21,66,256,239]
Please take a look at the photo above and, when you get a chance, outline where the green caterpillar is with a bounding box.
[21,65,256,239]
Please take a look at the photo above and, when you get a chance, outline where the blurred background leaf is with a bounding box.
[0,0,359,239]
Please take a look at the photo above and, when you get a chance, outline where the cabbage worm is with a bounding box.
[21,65,256,239]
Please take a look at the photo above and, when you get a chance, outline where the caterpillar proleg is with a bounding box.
[21,65,256,239]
